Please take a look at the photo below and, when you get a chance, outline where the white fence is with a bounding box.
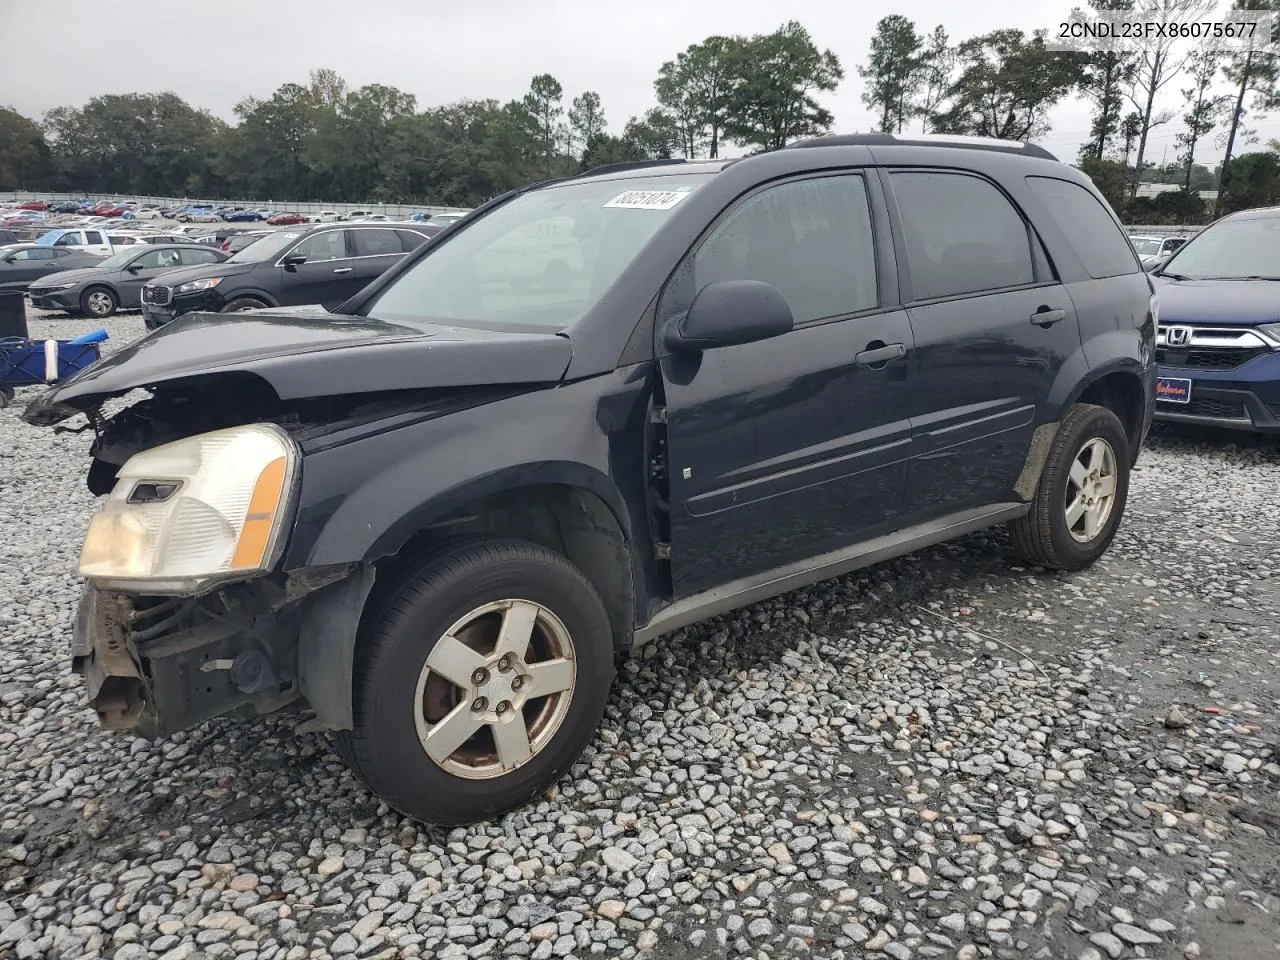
[1,191,471,220]
[1124,224,1206,235]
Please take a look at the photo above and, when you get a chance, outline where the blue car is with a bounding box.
[224,210,264,222]
[1152,206,1280,432]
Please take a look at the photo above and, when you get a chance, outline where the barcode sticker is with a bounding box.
[604,189,690,210]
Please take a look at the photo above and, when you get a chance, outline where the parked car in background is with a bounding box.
[313,211,341,223]
[194,235,223,246]
[1150,207,1280,432]
[35,228,113,255]
[221,230,271,254]
[267,212,307,225]
[140,222,436,327]
[177,207,220,223]
[133,206,164,220]
[1130,234,1189,267]
[17,200,48,211]
[224,210,265,222]
[95,205,131,218]
[0,229,23,246]
[0,244,104,292]
[52,202,81,214]
[28,135,1159,826]
[28,244,229,318]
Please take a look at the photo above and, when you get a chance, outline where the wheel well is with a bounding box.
[367,484,635,652]
[1077,372,1144,461]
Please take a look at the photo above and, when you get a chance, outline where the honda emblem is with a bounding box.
[1165,325,1192,347]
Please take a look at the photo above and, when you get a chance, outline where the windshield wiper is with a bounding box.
[1197,274,1280,280]
[1157,271,1191,280]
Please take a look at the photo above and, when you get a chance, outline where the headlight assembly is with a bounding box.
[79,424,298,592]
[174,277,222,295]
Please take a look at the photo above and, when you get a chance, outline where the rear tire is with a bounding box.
[1008,403,1131,571]
[337,538,616,825]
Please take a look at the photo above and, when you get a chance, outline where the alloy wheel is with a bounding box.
[413,599,576,780]
[1065,436,1118,543]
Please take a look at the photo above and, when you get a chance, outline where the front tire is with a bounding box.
[221,297,268,313]
[338,539,616,825]
[1008,403,1131,571]
[80,286,117,319]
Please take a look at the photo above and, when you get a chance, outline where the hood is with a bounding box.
[145,261,255,287]
[28,266,114,289]
[1153,275,1280,326]
[23,308,574,426]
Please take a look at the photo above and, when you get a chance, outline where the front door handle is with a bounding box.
[1031,307,1066,327]
[854,342,907,367]
[332,267,353,274]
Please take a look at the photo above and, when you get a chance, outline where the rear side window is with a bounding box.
[85,231,103,244]
[890,171,1035,300]
[1025,176,1138,279]
[351,228,403,257]
[395,229,430,251]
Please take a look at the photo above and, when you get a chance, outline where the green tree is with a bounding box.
[932,30,1076,141]
[1078,156,1132,212]
[1073,0,1137,160]
[1219,150,1280,211]
[1216,0,1280,214]
[0,108,50,190]
[522,74,564,177]
[1176,51,1226,192]
[724,21,843,151]
[859,15,925,133]
[568,91,606,165]
[915,27,955,132]
[655,36,740,158]
[623,109,680,159]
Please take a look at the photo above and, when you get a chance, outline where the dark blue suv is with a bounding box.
[1152,207,1280,432]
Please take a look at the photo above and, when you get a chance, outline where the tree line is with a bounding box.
[1,6,1279,221]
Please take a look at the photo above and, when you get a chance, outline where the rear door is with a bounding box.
[348,227,410,295]
[83,230,110,255]
[883,169,1081,520]
[660,172,915,596]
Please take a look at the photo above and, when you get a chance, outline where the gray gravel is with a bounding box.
[2,311,1278,960]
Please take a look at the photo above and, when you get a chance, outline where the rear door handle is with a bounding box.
[1031,308,1066,327]
[332,267,353,274]
[854,342,907,366]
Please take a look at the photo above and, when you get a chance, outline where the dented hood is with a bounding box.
[23,307,574,426]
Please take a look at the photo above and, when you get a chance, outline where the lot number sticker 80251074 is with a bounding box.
[604,189,691,210]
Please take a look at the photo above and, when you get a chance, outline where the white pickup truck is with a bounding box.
[36,228,113,256]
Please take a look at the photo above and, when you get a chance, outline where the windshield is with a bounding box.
[1130,237,1162,256]
[1162,216,1280,278]
[95,250,140,271]
[362,173,714,330]
[228,230,300,263]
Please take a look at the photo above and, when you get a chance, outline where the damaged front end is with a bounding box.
[73,568,361,736]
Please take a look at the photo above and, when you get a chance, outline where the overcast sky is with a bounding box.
[3,0,1277,169]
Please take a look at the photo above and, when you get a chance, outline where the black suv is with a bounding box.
[26,135,1156,826]
[139,222,439,328]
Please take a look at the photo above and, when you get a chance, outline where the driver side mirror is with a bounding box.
[281,254,307,268]
[664,279,794,352]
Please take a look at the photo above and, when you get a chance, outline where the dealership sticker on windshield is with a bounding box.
[604,189,691,210]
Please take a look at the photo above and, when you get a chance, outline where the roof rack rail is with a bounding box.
[787,133,1058,162]
[577,158,687,178]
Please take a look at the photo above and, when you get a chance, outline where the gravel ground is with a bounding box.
[1,311,1278,960]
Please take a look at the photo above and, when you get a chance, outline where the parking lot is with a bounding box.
[0,309,1275,960]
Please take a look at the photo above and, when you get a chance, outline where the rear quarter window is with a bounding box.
[1025,176,1138,279]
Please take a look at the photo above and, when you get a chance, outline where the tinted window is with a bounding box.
[1025,176,1137,279]
[351,228,403,257]
[673,174,878,324]
[179,248,222,265]
[891,172,1035,300]
[395,229,430,251]
[292,230,346,263]
[132,249,183,270]
[52,248,74,258]
[85,231,104,244]
[12,249,54,261]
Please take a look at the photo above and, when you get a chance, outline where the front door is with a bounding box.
[118,248,183,306]
[659,173,915,597]
[881,169,1082,520]
[281,229,364,308]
